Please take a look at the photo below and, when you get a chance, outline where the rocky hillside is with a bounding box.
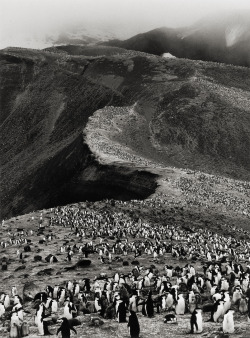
[0,46,250,220]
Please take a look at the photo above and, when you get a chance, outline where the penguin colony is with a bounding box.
[0,204,249,337]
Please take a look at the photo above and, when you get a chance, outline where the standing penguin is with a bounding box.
[63,299,76,320]
[36,313,44,336]
[0,302,5,318]
[189,309,203,333]
[247,296,250,322]
[142,291,154,317]
[56,317,77,338]
[223,310,234,333]
[128,311,140,338]
[117,300,127,323]
[238,297,248,314]
[175,294,185,315]
[213,300,224,323]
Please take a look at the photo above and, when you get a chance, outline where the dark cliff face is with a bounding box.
[1,46,250,219]
[0,48,158,219]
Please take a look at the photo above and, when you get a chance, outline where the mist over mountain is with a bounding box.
[107,11,250,67]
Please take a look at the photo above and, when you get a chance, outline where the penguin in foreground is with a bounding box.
[164,313,177,324]
[142,291,154,317]
[57,317,77,338]
[189,308,203,333]
[128,311,140,338]
[117,299,127,322]
[175,294,185,315]
[223,309,234,333]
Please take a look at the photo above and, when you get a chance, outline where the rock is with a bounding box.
[23,281,40,302]
[34,255,42,261]
[131,260,140,265]
[68,318,81,326]
[15,265,26,271]
[24,245,31,252]
[37,268,54,276]
[76,260,91,267]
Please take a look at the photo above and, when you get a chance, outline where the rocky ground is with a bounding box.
[0,199,249,338]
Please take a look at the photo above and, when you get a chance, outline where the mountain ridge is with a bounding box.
[106,12,250,67]
[0,46,250,221]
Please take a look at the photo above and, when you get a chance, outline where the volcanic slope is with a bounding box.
[0,46,250,223]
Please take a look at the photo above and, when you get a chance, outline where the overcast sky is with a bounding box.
[1,0,250,48]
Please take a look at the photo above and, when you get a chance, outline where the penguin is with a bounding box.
[46,286,54,298]
[53,285,59,299]
[0,302,5,317]
[190,308,203,333]
[213,300,224,323]
[129,295,138,313]
[247,296,250,322]
[232,287,242,304]
[142,291,154,317]
[223,310,234,333]
[117,300,127,323]
[9,323,20,338]
[63,299,76,320]
[11,286,17,298]
[37,313,44,336]
[165,292,174,310]
[188,291,196,314]
[175,294,185,315]
[238,297,248,314]
[164,313,177,323]
[56,317,77,338]
[58,288,66,306]
[221,292,231,315]
[2,293,10,308]
[221,278,229,291]
[94,296,102,313]
[128,311,140,338]
[35,303,45,326]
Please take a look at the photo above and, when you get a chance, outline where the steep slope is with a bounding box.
[0,46,250,220]
[106,11,250,67]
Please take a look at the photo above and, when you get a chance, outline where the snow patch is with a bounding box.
[225,25,245,47]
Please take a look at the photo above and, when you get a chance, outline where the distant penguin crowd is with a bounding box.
[0,204,249,337]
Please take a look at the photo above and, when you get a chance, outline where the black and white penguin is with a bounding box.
[56,317,77,338]
[164,313,177,323]
[0,302,5,318]
[117,300,127,323]
[63,299,76,320]
[213,300,224,323]
[128,311,140,338]
[175,294,185,315]
[129,295,138,313]
[223,309,234,333]
[189,309,203,333]
[142,291,154,317]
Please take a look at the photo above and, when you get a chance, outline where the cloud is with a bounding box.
[1,0,250,48]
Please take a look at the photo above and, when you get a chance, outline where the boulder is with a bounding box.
[23,281,40,302]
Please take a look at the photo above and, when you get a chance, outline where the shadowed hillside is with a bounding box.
[0,46,250,220]
[106,11,250,67]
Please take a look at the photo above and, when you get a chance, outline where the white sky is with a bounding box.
[1,0,250,48]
